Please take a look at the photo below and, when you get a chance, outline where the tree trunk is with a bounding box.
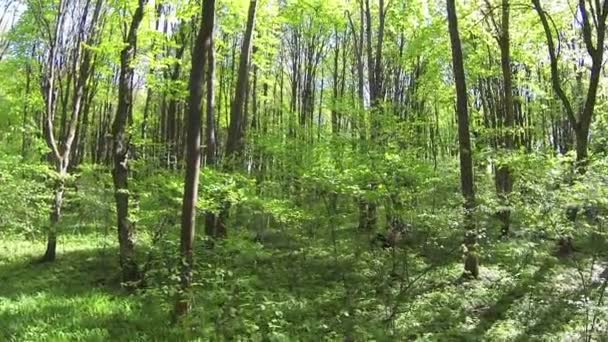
[225,0,258,161]
[495,0,514,236]
[175,0,215,317]
[38,0,102,262]
[41,161,67,262]
[212,0,257,239]
[447,0,478,278]
[533,0,608,173]
[111,0,147,285]
[205,29,217,167]
[203,20,218,238]
[21,48,33,159]
[331,30,340,136]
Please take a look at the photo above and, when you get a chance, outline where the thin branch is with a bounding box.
[532,0,578,128]
[580,0,597,55]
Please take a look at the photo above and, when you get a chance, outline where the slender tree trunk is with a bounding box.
[331,30,340,136]
[175,0,215,317]
[533,0,608,173]
[205,32,217,167]
[212,0,257,239]
[204,24,219,237]
[21,51,32,159]
[494,0,514,236]
[41,161,67,262]
[111,0,148,285]
[225,0,258,161]
[447,0,478,278]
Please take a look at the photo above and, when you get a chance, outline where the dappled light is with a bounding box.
[1,0,608,340]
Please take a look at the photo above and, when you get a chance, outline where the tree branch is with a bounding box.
[580,0,597,55]
[532,0,578,128]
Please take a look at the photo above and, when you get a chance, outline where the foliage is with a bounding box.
[1,0,608,340]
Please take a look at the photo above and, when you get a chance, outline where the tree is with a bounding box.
[112,0,148,284]
[207,0,258,239]
[447,0,478,278]
[0,0,17,61]
[483,0,515,236]
[4,0,608,338]
[31,0,104,262]
[358,0,390,232]
[175,0,216,317]
[203,0,218,236]
[533,0,608,172]
[225,0,258,161]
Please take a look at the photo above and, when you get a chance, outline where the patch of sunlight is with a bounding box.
[0,290,140,342]
[484,319,521,341]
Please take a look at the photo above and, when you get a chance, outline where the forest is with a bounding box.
[1,0,608,340]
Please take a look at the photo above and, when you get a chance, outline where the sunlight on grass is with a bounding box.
[0,232,604,340]
[0,235,178,342]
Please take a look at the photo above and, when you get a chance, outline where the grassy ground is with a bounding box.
[0,235,178,341]
[0,231,606,341]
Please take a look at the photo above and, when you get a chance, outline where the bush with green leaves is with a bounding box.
[0,154,51,238]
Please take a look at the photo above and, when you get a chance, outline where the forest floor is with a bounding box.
[0,231,606,341]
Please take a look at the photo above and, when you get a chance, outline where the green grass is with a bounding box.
[0,232,604,341]
[0,235,179,341]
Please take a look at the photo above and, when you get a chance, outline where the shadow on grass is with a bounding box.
[0,246,179,341]
[0,246,123,298]
[404,254,558,341]
[467,257,556,338]
[513,289,581,342]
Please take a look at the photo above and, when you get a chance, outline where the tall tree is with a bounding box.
[533,0,608,172]
[203,4,218,236]
[32,0,104,262]
[204,16,217,168]
[175,0,216,317]
[354,0,390,231]
[112,0,148,284]
[36,0,69,262]
[447,0,478,278]
[0,0,17,61]
[496,0,514,236]
[225,0,258,161]
[483,0,515,236]
[208,0,257,239]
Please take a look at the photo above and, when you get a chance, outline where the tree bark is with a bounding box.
[225,0,258,161]
[484,0,515,236]
[175,0,215,317]
[203,21,218,238]
[533,0,608,172]
[36,0,102,261]
[205,26,217,167]
[41,161,67,262]
[111,0,147,284]
[447,0,478,278]
[211,0,257,239]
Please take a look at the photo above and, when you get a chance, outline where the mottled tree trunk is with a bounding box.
[111,0,147,285]
[41,161,67,262]
[38,0,102,262]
